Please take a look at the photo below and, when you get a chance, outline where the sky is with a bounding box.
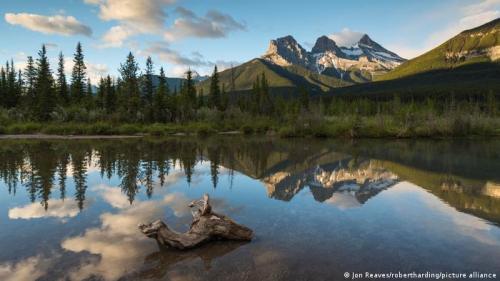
[0,0,499,80]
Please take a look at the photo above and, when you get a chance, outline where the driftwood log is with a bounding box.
[138,194,253,250]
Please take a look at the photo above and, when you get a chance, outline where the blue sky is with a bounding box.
[1,0,499,79]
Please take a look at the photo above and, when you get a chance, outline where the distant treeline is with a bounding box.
[0,43,499,137]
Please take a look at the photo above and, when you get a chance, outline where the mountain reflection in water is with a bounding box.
[0,137,499,281]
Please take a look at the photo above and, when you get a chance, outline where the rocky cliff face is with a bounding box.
[262,33,406,82]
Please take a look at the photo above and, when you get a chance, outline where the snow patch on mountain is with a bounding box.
[262,33,406,81]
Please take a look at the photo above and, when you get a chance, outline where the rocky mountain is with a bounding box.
[262,33,405,82]
[378,17,500,81]
[197,58,351,95]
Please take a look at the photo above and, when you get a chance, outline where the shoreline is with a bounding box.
[0,134,144,139]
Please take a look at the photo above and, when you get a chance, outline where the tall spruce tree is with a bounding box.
[119,52,141,121]
[86,78,93,108]
[24,56,36,106]
[5,60,20,108]
[71,42,86,104]
[34,45,55,121]
[208,65,220,110]
[0,66,5,108]
[104,75,116,114]
[153,67,168,122]
[143,56,154,122]
[180,69,197,120]
[56,52,69,105]
[97,77,105,110]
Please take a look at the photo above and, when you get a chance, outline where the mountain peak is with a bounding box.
[263,35,310,67]
[262,33,406,81]
[312,36,341,54]
[358,34,373,45]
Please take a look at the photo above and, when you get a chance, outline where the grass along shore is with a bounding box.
[1,113,499,138]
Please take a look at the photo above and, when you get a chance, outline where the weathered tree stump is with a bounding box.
[138,194,253,250]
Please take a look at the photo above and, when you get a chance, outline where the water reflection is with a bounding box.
[0,137,499,280]
[2,138,498,224]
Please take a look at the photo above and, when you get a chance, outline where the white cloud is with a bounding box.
[4,13,92,36]
[328,28,364,47]
[0,256,53,281]
[43,42,58,50]
[390,0,500,59]
[85,0,176,47]
[142,43,209,66]
[85,0,174,31]
[325,192,362,210]
[100,25,139,48]
[61,185,191,281]
[141,42,240,77]
[164,7,246,41]
[463,0,500,15]
[63,59,109,83]
[9,199,84,220]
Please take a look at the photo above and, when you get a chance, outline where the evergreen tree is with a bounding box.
[56,52,69,105]
[71,42,86,104]
[34,45,55,121]
[24,56,36,106]
[198,88,205,108]
[221,83,229,111]
[5,60,20,108]
[299,86,309,111]
[119,52,141,121]
[251,77,260,114]
[180,69,197,120]
[86,78,93,108]
[208,65,220,110]
[153,67,168,122]
[259,72,272,115]
[143,56,154,122]
[97,77,105,110]
[0,66,5,107]
[104,75,116,114]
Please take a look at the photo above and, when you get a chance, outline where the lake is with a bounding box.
[0,137,499,281]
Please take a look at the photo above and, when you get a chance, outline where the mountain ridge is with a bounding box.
[262,33,406,82]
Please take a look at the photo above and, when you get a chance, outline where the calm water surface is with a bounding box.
[0,137,499,281]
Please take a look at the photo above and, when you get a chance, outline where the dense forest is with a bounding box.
[0,43,499,137]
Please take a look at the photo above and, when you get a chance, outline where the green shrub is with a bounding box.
[87,122,114,135]
[240,124,254,135]
[196,124,217,136]
[6,123,42,134]
[117,124,142,135]
[278,126,299,138]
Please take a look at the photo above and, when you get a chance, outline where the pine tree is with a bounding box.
[198,88,205,108]
[24,56,36,106]
[104,75,116,114]
[0,66,5,108]
[186,69,197,110]
[34,45,55,121]
[153,67,168,122]
[56,52,69,105]
[97,77,105,110]
[221,83,229,111]
[119,52,141,121]
[259,72,272,115]
[251,76,261,114]
[299,86,309,111]
[86,78,93,108]
[180,69,197,120]
[71,42,86,104]
[5,60,20,108]
[143,56,154,122]
[208,65,220,110]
